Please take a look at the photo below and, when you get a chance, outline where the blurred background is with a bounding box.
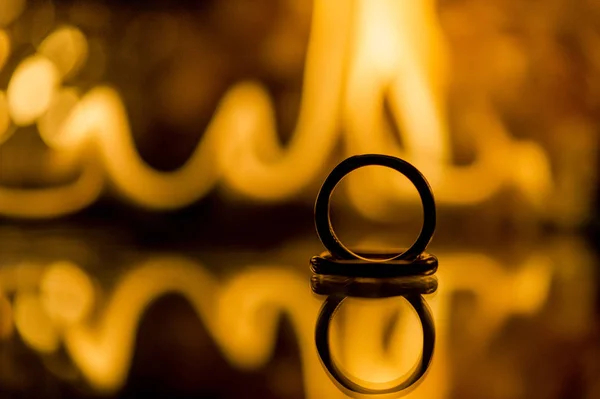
[0,0,599,398]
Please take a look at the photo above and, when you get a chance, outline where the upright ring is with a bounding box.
[314,154,436,262]
[315,294,435,396]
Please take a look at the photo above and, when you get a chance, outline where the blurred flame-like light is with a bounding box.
[38,87,80,148]
[7,54,60,126]
[0,0,25,27]
[38,25,88,79]
[0,0,562,222]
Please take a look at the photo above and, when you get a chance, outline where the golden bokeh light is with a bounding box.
[0,0,25,27]
[40,260,95,326]
[0,90,11,143]
[7,54,60,126]
[38,87,80,148]
[0,0,584,227]
[38,25,88,79]
[13,291,60,353]
[0,0,597,397]
[0,28,10,69]
[59,1,540,214]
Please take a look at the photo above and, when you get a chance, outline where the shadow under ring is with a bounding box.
[315,294,435,396]
[314,154,436,262]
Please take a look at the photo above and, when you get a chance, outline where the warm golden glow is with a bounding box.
[342,0,554,221]
[1,243,592,398]
[13,291,60,353]
[7,54,60,126]
[38,87,80,148]
[0,290,13,340]
[0,261,46,293]
[0,29,9,70]
[0,1,594,396]
[0,90,10,143]
[0,0,25,27]
[0,159,104,218]
[0,29,11,143]
[40,260,95,326]
[38,26,88,79]
[332,297,423,387]
[0,0,564,221]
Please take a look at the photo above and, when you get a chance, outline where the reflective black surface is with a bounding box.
[0,220,598,399]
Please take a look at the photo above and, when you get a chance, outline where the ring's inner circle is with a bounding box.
[329,296,424,389]
[328,165,424,262]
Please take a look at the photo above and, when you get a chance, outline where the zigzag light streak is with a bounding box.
[0,0,554,219]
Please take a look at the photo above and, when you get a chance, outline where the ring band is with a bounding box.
[314,154,436,262]
[315,294,435,395]
[310,274,438,298]
[310,251,438,278]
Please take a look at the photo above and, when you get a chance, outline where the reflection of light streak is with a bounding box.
[13,290,60,352]
[2,257,339,397]
[62,258,222,392]
[333,251,556,399]
[0,0,556,219]
[40,260,95,326]
[1,249,589,399]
